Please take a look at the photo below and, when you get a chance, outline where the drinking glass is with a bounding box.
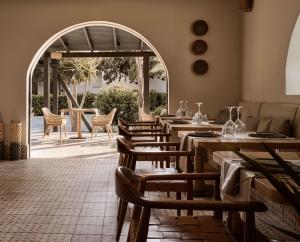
[234,106,246,134]
[222,106,236,135]
[192,102,203,124]
[176,101,185,117]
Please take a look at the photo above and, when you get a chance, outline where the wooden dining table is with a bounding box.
[178,131,300,192]
[61,108,96,139]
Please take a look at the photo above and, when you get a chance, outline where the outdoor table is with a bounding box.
[178,131,300,193]
[60,108,96,139]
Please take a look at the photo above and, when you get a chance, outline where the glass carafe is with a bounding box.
[222,106,236,135]
[176,101,186,117]
[192,102,203,124]
[234,106,246,135]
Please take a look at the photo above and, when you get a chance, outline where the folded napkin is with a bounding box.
[220,160,243,199]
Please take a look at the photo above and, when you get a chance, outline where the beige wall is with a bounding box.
[0,0,241,155]
[241,0,300,103]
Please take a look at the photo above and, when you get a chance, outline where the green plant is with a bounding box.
[149,90,167,112]
[96,86,139,123]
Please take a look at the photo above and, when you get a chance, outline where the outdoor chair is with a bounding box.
[115,166,267,242]
[42,107,67,141]
[138,108,156,122]
[116,137,195,240]
[91,108,117,140]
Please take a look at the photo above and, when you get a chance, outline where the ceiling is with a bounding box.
[47,25,152,53]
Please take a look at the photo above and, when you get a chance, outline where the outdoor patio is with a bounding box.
[31,116,118,159]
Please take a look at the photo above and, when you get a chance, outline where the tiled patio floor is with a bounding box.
[0,156,125,242]
[0,153,202,242]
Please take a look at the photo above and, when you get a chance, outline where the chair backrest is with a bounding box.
[107,108,117,125]
[139,108,155,122]
[115,166,144,205]
[42,107,53,117]
[117,137,132,155]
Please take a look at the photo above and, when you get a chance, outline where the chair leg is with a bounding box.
[135,207,151,242]
[116,200,128,240]
[64,125,67,138]
[43,125,50,138]
[106,125,111,140]
[91,126,94,139]
[59,126,62,142]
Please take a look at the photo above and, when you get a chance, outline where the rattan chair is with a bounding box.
[115,166,267,242]
[138,108,156,122]
[91,108,117,140]
[42,107,67,141]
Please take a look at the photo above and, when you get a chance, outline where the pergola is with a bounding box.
[41,25,156,131]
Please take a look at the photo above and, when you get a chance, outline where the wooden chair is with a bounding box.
[116,137,195,240]
[42,107,67,141]
[91,108,117,140]
[115,166,267,242]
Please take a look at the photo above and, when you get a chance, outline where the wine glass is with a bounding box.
[176,101,185,117]
[184,101,192,117]
[222,106,236,135]
[234,106,246,135]
[192,102,203,124]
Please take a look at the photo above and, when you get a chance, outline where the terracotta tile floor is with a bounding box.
[0,155,203,242]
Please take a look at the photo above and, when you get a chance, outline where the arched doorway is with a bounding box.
[27,21,169,158]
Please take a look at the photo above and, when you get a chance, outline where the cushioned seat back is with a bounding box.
[292,106,300,139]
[258,103,298,121]
[238,101,262,123]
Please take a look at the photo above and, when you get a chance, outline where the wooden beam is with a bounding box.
[140,40,144,51]
[143,54,150,113]
[83,27,94,52]
[58,78,92,132]
[43,53,51,133]
[59,37,69,52]
[52,60,59,132]
[61,51,155,58]
[112,28,118,52]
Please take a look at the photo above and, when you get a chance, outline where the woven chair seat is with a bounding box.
[129,215,235,242]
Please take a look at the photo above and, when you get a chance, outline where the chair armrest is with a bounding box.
[130,129,163,133]
[143,199,267,212]
[128,133,171,137]
[132,142,180,148]
[139,172,220,182]
[131,149,194,157]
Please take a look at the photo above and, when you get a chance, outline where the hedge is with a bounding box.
[32,89,167,120]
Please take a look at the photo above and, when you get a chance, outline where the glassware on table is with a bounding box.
[184,101,192,117]
[176,100,186,117]
[234,106,246,134]
[192,102,203,124]
[222,106,237,135]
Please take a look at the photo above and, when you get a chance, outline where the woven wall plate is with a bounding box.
[193,60,208,75]
[192,20,208,36]
[192,40,207,55]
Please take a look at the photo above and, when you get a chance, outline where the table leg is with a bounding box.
[194,146,213,196]
[77,111,83,139]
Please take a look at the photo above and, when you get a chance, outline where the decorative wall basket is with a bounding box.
[192,40,207,55]
[0,122,4,160]
[10,121,22,160]
[193,60,209,75]
[192,20,208,36]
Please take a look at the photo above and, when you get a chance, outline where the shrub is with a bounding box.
[96,86,139,123]
[32,93,97,116]
[150,90,167,112]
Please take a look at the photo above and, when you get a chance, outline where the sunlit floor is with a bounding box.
[31,131,118,159]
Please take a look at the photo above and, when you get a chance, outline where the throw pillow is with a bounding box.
[269,118,292,136]
[257,117,272,132]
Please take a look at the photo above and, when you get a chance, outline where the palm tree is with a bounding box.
[58,58,99,130]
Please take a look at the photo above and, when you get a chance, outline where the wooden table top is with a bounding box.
[178,131,300,150]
